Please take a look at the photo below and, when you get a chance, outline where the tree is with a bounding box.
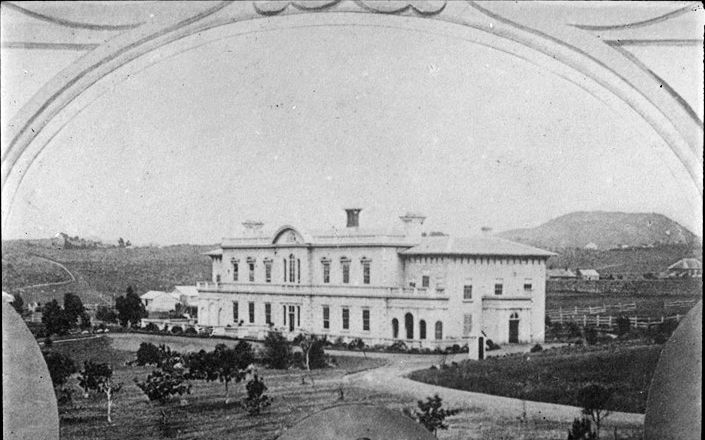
[242,374,271,415]
[63,293,85,327]
[263,331,291,369]
[115,286,147,327]
[42,299,72,336]
[577,384,613,439]
[411,394,461,437]
[78,361,122,422]
[44,351,77,387]
[96,306,118,323]
[134,347,191,405]
[118,237,125,248]
[186,342,254,404]
[135,342,163,366]
[616,315,631,337]
[10,293,25,315]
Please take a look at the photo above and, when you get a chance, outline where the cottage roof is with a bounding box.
[668,258,702,270]
[173,286,199,297]
[140,290,169,300]
[400,236,555,257]
[577,269,600,277]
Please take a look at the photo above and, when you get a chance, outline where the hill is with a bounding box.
[1,240,215,305]
[499,211,699,250]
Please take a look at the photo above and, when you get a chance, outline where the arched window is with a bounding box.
[419,320,427,340]
[435,321,443,340]
[510,312,519,320]
[289,254,296,283]
[392,318,399,339]
[405,313,414,339]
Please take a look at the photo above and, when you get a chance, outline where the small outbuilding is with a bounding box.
[576,269,600,281]
[547,268,577,279]
[140,290,180,313]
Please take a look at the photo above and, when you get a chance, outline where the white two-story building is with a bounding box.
[197,209,553,351]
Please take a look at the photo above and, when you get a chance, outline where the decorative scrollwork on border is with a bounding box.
[253,0,446,16]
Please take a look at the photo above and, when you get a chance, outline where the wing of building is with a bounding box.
[197,209,555,348]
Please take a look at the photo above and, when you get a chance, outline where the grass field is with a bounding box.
[38,336,646,440]
[2,240,213,305]
[409,343,661,414]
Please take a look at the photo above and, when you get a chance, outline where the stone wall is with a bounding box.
[547,278,702,296]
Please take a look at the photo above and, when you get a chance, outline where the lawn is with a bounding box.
[39,336,645,439]
[409,343,662,414]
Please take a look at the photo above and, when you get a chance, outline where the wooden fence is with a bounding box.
[548,312,684,329]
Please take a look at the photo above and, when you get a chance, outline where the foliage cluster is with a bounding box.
[408,394,461,436]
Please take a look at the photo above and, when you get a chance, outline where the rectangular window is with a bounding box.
[283,305,286,325]
[463,314,473,336]
[524,282,533,294]
[283,259,287,282]
[422,275,430,288]
[322,262,330,284]
[362,309,370,331]
[249,262,255,282]
[362,261,371,284]
[297,259,301,284]
[463,285,473,300]
[233,302,239,323]
[265,261,272,283]
[216,274,221,283]
[342,307,349,330]
[494,283,503,295]
[265,303,271,324]
[409,281,416,288]
[249,302,255,323]
[233,262,239,281]
[342,262,350,284]
[323,306,330,329]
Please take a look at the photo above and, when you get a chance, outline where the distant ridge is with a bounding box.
[499,211,700,250]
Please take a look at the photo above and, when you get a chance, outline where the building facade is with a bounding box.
[197,210,554,348]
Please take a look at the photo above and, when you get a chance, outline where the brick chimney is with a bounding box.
[345,209,362,228]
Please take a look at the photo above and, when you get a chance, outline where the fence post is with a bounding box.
[609,316,612,327]
[583,315,587,327]
[575,306,578,315]
[676,314,681,321]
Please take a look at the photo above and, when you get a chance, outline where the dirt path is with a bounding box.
[16,254,76,290]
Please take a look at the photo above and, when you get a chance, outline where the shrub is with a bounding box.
[486,339,501,351]
[616,315,631,337]
[308,339,327,369]
[584,327,598,345]
[43,351,77,388]
[545,315,553,328]
[567,417,596,440]
[144,323,159,332]
[135,342,163,366]
[242,375,272,416]
[263,331,291,369]
[530,344,543,353]
[348,338,365,351]
[577,383,613,439]
[170,326,183,334]
[389,341,408,352]
[184,327,198,335]
[411,394,461,436]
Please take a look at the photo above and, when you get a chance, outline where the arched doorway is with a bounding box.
[391,318,399,339]
[419,320,427,340]
[509,312,520,343]
[435,321,443,340]
[404,313,414,339]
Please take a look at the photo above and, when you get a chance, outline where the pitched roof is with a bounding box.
[547,268,577,278]
[668,258,702,270]
[173,286,199,297]
[577,269,600,277]
[400,236,555,257]
[140,290,170,300]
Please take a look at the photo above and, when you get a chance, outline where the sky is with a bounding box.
[3,24,702,245]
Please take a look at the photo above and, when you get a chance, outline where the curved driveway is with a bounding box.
[337,347,645,426]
